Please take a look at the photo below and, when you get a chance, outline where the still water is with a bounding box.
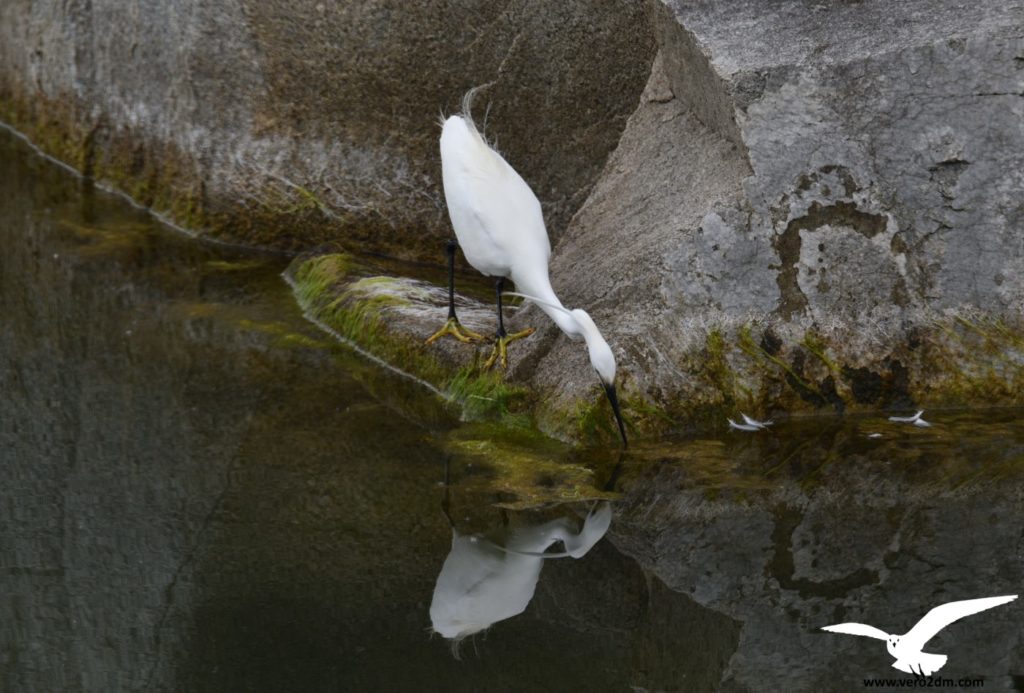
[1,127,1022,692]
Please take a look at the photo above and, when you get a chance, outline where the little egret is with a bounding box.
[426,88,627,446]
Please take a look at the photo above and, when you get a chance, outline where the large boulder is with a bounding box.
[0,0,655,258]
[3,0,1022,438]
[509,0,1024,437]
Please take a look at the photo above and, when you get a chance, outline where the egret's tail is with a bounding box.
[460,86,486,130]
[439,85,491,150]
[440,87,501,176]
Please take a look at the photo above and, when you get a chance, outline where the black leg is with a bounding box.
[495,277,507,338]
[426,240,484,345]
[446,239,458,320]
[481,277,535,369]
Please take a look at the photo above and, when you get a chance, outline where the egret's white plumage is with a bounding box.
[501,291,617,388]
[438,90,626,444]
[430,503,612,641]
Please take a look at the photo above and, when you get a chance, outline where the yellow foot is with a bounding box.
[425,317,485,345]
[483,328,536,370]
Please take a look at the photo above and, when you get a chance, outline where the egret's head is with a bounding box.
[570,308,627,448]
[569,309,616,385]
[503,293,628,448]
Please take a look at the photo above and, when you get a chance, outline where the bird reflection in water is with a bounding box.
[429,461,613,649]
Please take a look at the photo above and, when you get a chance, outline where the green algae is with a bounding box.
[445,368,532,424]
[903,314,1024,406]
[572,394,621,446]
[235,317,329,349]
[738,324,823,399]
[443,422,617,509]
[290,246,1024,443]
[288,252,534,424]
[800,330,839,374]
[703,329,737,404]
[204,259,270,272]
[1,89,402,255]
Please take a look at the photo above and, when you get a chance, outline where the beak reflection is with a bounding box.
[603,383,628,449]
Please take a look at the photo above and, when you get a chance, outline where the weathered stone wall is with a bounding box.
[0,0,655,258]
[2,0,1023,437]
[505,1,1024,437]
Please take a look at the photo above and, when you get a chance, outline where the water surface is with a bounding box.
[2,127,1022,692]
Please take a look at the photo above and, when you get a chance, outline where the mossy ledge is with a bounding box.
[284,251,693,446]
[286,251,1024,447]
[284,251,540,427]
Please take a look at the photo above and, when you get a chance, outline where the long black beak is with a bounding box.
[602,383,628,449]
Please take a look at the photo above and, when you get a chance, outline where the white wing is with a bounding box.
[821,622,890,640]
[440,115,549,279]
[902,595,1018,651]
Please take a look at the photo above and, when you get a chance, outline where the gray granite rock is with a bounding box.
[0,0,655,258]
[507,1,1024,436]
[2,0,1022,434]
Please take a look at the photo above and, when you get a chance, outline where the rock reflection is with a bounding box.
[5,124,1024,691]
[609,420,1024,691]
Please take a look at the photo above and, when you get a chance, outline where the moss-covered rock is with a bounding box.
[286,247,1024,446]
[285,251,538,425]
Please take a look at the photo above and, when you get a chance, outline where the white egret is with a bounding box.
[427,88,627,446]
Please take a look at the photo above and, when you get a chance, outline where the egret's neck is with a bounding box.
[577,321,606,352]
[513,276,581,338]
[539,298,581,337]
[516,280,581,335]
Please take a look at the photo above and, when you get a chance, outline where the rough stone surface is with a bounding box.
[0,0,655,258]
[502,0,1024,437]
[3,0,1024,436]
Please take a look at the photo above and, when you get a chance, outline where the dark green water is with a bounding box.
[2,127,1022,692]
